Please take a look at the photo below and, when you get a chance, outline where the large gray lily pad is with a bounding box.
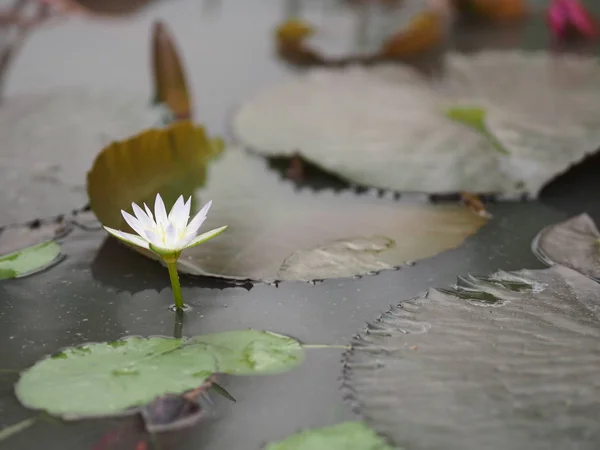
[175,149,487,281]
[233,51,600,198]
[532,213,600,279]
[342,265,600,450]
[15,330,304,419]
[0,88,159,226]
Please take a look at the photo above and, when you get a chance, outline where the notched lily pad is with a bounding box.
[532,213,600,279]
[15,330,303,418]
[342,265,600,450]
[264,421,394,450]
[88,128,486,281]
[233,51,600,198]
[0,240,62,280]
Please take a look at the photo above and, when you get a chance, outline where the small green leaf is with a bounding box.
[444,106,509,155]
[263,422,395,450]
[0,241,61,280]
[15,330,304,418]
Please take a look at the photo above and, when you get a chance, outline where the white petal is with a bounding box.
[132,202,155,229]
[164,222,179,249]
[143,203,154,221]
[154,193,169,229]
[168,195,190,232]
[184,200,213,238]
[144,229,163,248]
[103,226,150,249]
[121,210,147,238]
[184,225,228,249]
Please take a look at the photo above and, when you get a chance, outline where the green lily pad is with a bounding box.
[264,422,395,450]
[15,330,304,419]
[0,241,62,280]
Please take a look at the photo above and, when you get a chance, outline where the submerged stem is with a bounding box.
[173,308,185,338]
[166,261,184,311]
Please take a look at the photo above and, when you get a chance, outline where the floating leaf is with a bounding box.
[263,421,394,450]
[0,241,62,280]
[233,51,600,198]
[0,88,158,225]
[343,265,600,450]
[15,330,303,418]
[151,21,193,121]
[90,142,486,281]
[532,213,600,279]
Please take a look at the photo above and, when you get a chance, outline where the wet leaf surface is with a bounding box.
[263,421,394,450]
[15,330,303,418]
[342,265,600,450]
[234,51,600,198]
[0,240,62,280]
[532,213,600,279]
[90,139,486,281]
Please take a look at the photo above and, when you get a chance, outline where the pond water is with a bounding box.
[1,1,600,449]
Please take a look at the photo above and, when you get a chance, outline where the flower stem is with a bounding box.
[166,261,184,311]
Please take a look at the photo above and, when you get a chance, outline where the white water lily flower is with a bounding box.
[103,193,227,258]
